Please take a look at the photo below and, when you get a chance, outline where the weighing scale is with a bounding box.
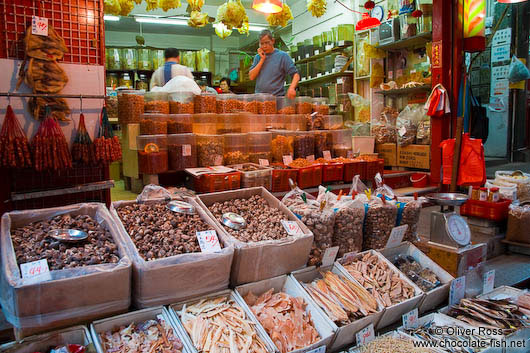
[426,193,471,248]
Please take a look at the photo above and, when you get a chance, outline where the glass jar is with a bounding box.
[106,73,118,88]
[218,113,242,134]
[296,42,304,61]
[285,114,307,131]
[295,96,313,114]
[315,58,326,77]
[153,49,165,70]
[313,35,322,54]
[121,48,137,70]
[106,48,122,70]
[479,187,488,201]
[293,131,315,159]
[137,135,168,174]
[331,128,353,158]
[168,133,197,171]
[193,113,219,135]
[248,132,272,164]
[312,97,330,117]
[314,115,343,130]
[224,133,249,164]
[105,95,118,121]
[118,90,144,124]
[241,113,267,133]
[216,94,240,113]
[137,48,152,70]
[489,187,500,203]
[337,24,354,44]
[323,30,333,47]
[136,73,149,91]
[140,113,168,135]
[266,115,285,131]
[303,39,313,58]
[144,91,169,114]
[119,73,133,88]
[194,92,217,113]
[197,134,224,167]
[276,97,295,115]
[169,92,195,114]
[325,53,337,73]
[290,45,298,60]
[271,130,294,163]
[167,114,193,134]
[314,130,333,159]
[332,26,339,45]
[256,93,277,114]
[242,94,259,113]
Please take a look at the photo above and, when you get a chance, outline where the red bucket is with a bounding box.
[410,173,429,188]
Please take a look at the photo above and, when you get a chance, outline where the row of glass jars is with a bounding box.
[106,47,165,71]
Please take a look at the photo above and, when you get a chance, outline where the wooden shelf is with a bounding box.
[295,44,352,65]
[374,85,431,96]
[298,71,353,85]
[377,32,432,51]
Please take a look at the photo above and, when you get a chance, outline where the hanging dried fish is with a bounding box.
[24,25,68,61]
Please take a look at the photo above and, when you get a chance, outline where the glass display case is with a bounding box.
[144,92,169,114]
[223,133,249,164]
[197,134,224,167]
[248,132,272,164]
[169,92,195,114]
[137,134,168,174]
[140,113,168,135]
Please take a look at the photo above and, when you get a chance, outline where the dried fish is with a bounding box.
[99,317,184,353]
[179,296,269,353]
[342,252,416,308]
[244,289,320,353]
[303,271,378,326]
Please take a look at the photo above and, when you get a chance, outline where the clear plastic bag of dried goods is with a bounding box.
[360,196,397,250]
[373,106,399,144]
[345,120,371,136]
[508,56,530,83]
[153,76,201,95]
[506,204,530,244]
[281,185,315,208]
[374,172,395,200]
[136,184,173,203]
[396,197,422,243]
[416,114,431,145]
[349,174,369,197]
[332,196,364,256]
[396,105,424,147]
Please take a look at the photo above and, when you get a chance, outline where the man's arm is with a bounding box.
[249,49,266,81]
[287,73,300,99]
[150,70,160,88]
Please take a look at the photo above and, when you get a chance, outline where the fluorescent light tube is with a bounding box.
[135,17,188,25]
[104,15,120,21]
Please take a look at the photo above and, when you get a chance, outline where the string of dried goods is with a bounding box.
[307,0,326,17]
[0,105,32,168]
[72,113,96,165]
[94,107,122,164]
[342,252,416,308]
[216,0,248,29]
[12,214,120,271]
[24,25,68,61]
[31,112,72,172]
[244,289,320,353]
[179,296,269,353]
[302,271,378,326]
[266,3,293,27]
[99,317,184,353]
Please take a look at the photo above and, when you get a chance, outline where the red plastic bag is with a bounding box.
[440,133,486,187]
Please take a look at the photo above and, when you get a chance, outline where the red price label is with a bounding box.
[197,230,222,253]
[281,220,303,236]
[32,16,49,36]
[20,259,51,282]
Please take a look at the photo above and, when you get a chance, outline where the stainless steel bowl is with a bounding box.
[426,193,469,207]
[222,212,246,230]
[166,200,196,215]
[48,229,88,243]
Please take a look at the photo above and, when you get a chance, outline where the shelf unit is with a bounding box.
[295,44,352,65]
[376,32,433,51]
[374,85,432,96]
[298,71,354,85]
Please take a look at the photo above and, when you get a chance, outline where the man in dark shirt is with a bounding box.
[249,30,300,99]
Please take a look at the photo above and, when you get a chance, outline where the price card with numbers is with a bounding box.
[259,159,269,167]
[323,151,331,160]
[355,324,375,345]
[32,16,49,36]
[283,155,293,166]
[402,308,419,329]
[281,220,303,236]
[306,346,326,353]
[449,276,466,306]
[197,230,222,253]
[306,155,315,163]
[483,270,495,294]
[321,246,339,267]
[20,259,51,283]
[385,225,408,249]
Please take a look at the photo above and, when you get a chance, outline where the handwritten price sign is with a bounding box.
[197,230,222,253]
[32,16,49,36]
[283,155,293,166]
[385,224,408,249]
[402,308,419,329]
[355,324,375,345]
[483,270,495,294]
[321,246,339,267]
[449,276,466,306]
[259,159,269,167]
[323,151,331,160]
[20,259,51,283]
[306,346,326,353]
[281,220,303,236]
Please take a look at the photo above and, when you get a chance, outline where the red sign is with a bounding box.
[432,41,442,69]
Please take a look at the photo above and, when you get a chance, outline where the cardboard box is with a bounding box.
[234,275,335,353]
[375,143,397,167]
[423,242,487,278]
[110,198,234,308]
[0,204,131,339]
[379,242,454,314]
[398,144,430,169]
[197,187,313,286]
[0,326,92,353]
[471,232,506,260]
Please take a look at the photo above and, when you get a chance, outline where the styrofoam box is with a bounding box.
[90,306,193,353]
[0,326,92,353]
[336,250,424,330]
[234,274,335,353]
[379,242,454,313]
[168,289,277,353]
[347,330,429,353]
[290,264,385,351]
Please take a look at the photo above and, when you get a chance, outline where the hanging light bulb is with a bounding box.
[252,0,283,14]
[355,12,381,31]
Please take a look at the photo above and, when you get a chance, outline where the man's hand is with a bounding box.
[287,87,296,99]
[258,48,266,60]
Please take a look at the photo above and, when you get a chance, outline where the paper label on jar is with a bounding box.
[283,155,293,165]
[323,151,332,160]
[317,73,322,77]
[355,324,375,345]
[214,155,223,166]
[182,144,192,157]
[305,53,310,58]
[197,230,222,253]
[306,155,315,163]
[259,159,269,167]
[20,259,51,283]
[402,308,419,329]
[321,246,339,267]
[388,71,394,79]
[281,220,303,236]
[385,225,408,249]
[325,44,333,51]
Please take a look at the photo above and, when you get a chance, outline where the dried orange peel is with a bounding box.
[144,143,160,153]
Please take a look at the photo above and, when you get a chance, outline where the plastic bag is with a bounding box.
[333,197,364,256]
[346,121,371,136]
[372,106,398,144]
[282,185,316,208]
[151,76,201,95]
[361,196,397,250]
[370,62,385,89]
[508,56,530,83]
[349,174,369,197]
[348,93,371,123]
[440,133,486,187]
[396,105,424,147]
[495,171,530,202]
[506,205,530,244]
[416,115,431,145]
[136,184,173,203]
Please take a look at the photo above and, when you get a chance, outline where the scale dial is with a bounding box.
[445,214,471,246]
[372,5,385,22]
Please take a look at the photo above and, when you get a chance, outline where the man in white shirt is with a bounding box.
[150,48,194,88]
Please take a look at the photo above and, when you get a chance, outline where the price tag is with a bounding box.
[305,53,310,58]
[337,78,344,84]
[283,155,293,165]
[214,155,223,165]
[388,71,394,80]
[323,151,331,160]
[402,308,419,329]
[20,259,51,282]
[347,151,354,159]
[281,220,304,235]
[314,50,320,55]
[197,230,222,253]
[306,346,326,353]
[449,276,466,306]
[182,144,191,157]
[385,225,408,249]
[306,155,315,162]
[338,40,345,46]
[317,73,322,77]
[355,324,375,345]
[32,16,49,36]
[321,246,339,267]
[399,125,407,137]
[325,71,330,75]
[483,270,495,294]
[325,44,333,51]
[259,159,269,167]
[410,69,417,74]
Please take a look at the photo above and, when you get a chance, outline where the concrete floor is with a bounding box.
[110,180,138,202]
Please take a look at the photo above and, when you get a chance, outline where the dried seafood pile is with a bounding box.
[99,317,184,353]
[358,335,433,353]
[393,255,441,292]
[447,298,529,333]
[244,289,320,353]
[179,296,269,353]
[303,271,378,326]
[342,252,416,308]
